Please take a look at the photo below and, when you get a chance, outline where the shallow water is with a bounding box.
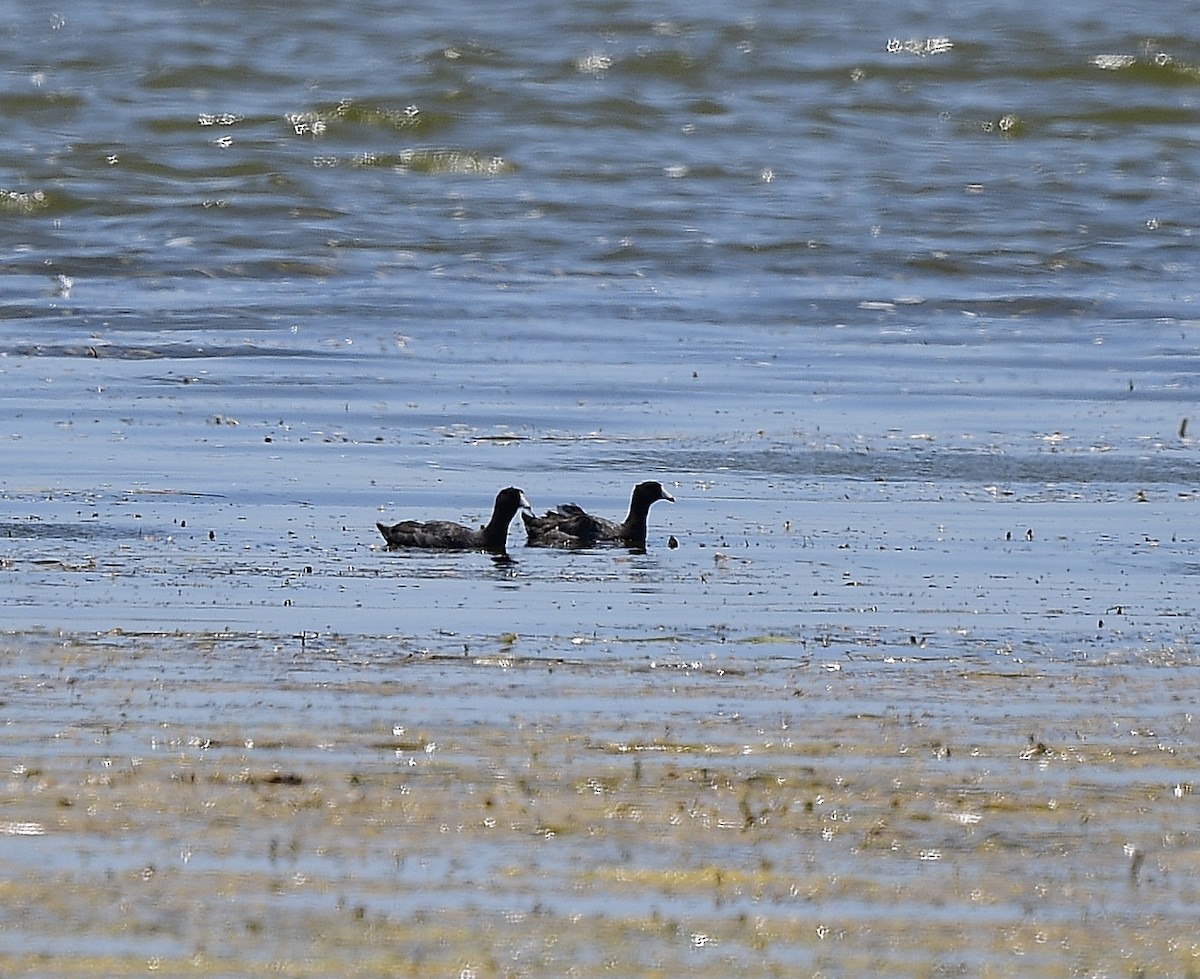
[2,631,1198,976]
[2,0,1200,974]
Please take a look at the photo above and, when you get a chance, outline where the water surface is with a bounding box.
[1,1,1199,974]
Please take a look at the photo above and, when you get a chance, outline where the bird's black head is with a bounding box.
[496,486,532,513]
[633,481,674,506]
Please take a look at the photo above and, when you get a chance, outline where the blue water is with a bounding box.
[3,4,1200,973]
[3,2,1199,646]
[3,3,1199,650]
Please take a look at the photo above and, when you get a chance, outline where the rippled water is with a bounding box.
[2,1,1199,973]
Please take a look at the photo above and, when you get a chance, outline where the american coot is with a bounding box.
[377,486,531,553]
[523,480,674,550]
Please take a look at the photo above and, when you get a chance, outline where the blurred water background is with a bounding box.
[2,1,1199,973]
[3,0,1198,638]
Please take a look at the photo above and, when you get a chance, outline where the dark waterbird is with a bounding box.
[523,480,674,550]
[377,487,531,553]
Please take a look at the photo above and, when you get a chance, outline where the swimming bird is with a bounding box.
[523,480,674,550]
[377,486,531,553]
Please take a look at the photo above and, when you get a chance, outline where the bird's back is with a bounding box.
[377,519,481,550]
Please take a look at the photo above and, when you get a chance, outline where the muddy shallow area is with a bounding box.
[1,625,1197,976]
[3,461,1200,976]
[4,321,1199,975]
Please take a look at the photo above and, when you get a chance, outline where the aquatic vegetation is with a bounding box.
[0,631,1196,975]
